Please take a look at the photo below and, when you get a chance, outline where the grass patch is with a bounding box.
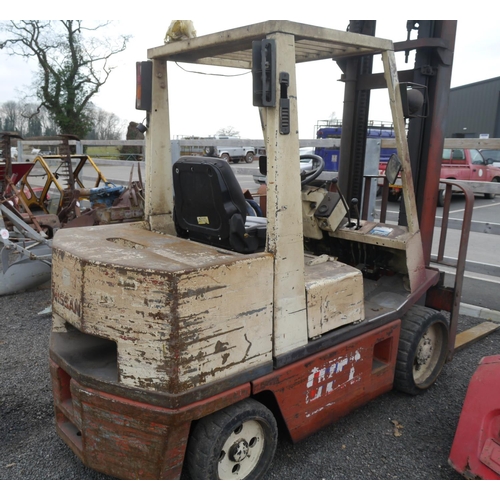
[85,146,122,159]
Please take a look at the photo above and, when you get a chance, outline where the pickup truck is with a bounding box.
[382,148,500,205]
[480,149,500,166]
[204,136,255,164]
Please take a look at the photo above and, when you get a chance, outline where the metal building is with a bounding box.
[445,76,500,138]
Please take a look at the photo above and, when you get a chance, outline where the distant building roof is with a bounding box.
[451,76,500,91]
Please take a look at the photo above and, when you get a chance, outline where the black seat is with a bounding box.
[173,156,265,253]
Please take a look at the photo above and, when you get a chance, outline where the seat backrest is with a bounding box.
[173,156,262,253]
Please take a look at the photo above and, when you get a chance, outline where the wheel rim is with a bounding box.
[413,323,445,387]
[218,419,265,480]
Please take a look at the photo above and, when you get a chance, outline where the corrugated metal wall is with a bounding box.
[445,77,500,138]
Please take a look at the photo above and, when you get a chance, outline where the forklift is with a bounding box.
[49,21,463,479]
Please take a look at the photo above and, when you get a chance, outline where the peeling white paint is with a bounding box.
[305,350,363,405]
[304,258,364,339]
[52,223,275,394]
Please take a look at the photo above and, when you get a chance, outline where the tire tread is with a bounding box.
[185,399,277,480]
[394,304,449,395]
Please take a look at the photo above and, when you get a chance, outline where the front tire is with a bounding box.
[186,399,278,480]
[394,305,449,395]
[388,191,400,203]
[245,151,255,163]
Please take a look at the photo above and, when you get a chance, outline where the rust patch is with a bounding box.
[106,237,145,250]
[214,340,229,353]
[149,311,170,321]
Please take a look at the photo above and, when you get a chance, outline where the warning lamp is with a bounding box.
[399,82,426,119]
[136,61,153,111]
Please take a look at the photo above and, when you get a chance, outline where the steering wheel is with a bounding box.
[300,154,325,186]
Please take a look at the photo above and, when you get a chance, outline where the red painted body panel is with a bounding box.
[0,162,33,196]
[50,321,401,478]
[449,355,500,480]
[11,162,33,183]
[253,320,401,442]
[50,360,251,480]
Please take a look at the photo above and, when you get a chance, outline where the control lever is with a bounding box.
[351,198,360,230]
[329,178,352,227]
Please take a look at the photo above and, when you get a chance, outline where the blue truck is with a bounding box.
[315,124,397,172]
[253,123,397,184]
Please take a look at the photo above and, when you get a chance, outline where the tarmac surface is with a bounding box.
[1,285,499,481]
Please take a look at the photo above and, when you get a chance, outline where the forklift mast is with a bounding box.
[339,20,457,263]
[338,21,461,348]
[399,21,456,261]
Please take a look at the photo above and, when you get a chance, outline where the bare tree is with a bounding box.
[0,20,130,138]
[33,105,59,136]
[1,100,23,133]
[87,104,125,140]
[327,112,339,125]
[216,125,240,137]
[20,102,43,137]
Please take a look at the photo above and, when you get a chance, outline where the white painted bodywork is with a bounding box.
[52,223,273,392]
[260,32,309,356]
[304,256,364,338]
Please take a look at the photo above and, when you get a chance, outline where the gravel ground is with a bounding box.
[1,285,499,481]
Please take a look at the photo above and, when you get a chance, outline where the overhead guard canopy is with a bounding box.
[147,20,394,68]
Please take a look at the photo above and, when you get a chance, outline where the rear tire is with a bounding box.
[394,305,449,395]
[221,153,230,162]
[186,399,278,480]
[484,178,499,200]
[437,189,445,207]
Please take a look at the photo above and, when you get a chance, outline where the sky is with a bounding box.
[1,4,499,140]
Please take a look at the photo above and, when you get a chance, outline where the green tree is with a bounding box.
[0,20,130,138]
